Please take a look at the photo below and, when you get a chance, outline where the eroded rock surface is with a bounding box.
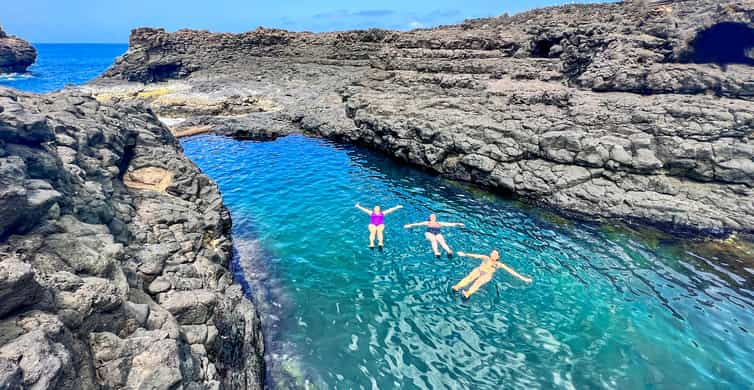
[0,87,264,389]
[95,0,754,235]
[0,27,36,74]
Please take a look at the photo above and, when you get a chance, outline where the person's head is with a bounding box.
[490,250,500,261]
[428,214,437,222]
[373,205,381,214]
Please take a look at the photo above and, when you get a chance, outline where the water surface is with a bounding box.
[0,43,127,93]
[183,135,753,389]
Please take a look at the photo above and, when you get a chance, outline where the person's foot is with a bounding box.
[447,252,453,258]
[434,252,441,258]
[462,291,472,299]
[452,285,460,292]
[369,245,375,250]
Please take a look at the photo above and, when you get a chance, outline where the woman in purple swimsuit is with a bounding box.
[355,203,403,248]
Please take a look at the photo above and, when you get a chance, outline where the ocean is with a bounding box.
[0,43,127,93]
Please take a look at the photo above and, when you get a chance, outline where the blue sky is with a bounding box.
[3,0,613,43]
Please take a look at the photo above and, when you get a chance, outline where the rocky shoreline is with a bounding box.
[92,0,754,236]
[0,27,36,74]
[0,87,264,389]
[1,0,752,388]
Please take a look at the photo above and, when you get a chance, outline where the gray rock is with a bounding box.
[158,290,217,325]
[0,357,22,390]
[181,324,208,345]
[0,27,36,74]
[125,338,183,390]
[212,285,265,390]
[124,302,150,326]
[0,257,42,317]
[0,330,69,389]
[93,0,754,235]
[148,276,172,294]
[89,330,182,389]
[0,86,264,389]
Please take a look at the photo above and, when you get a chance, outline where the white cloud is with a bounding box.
[408,21,425,30]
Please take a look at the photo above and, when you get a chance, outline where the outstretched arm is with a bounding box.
[404,221,429,229]
[457,252,489,261]
[497,262,533,284]
[439,222,465,228]
[354,203,371,214]
[383,205,403,215]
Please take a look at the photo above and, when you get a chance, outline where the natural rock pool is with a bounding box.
[182,135,753,389]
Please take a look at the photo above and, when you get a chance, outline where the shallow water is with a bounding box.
[182,135,754,389]
[0,43,127,93]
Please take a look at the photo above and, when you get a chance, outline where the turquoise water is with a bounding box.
[183,135,754,389]
[0,43,127,93]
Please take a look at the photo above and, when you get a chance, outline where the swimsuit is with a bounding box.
[479,262,496,276]
[370,212,384,226]
[426,225,441,235]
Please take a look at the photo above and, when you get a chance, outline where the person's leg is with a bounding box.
[436,234,452,254]
[452,268,480,291]
[376,224,385,247]
[425,232,440,256]
[368,224,377,248]
[463,272,493,298]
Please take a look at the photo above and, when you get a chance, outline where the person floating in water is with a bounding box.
[355,203,403,249]
[452,250,532,299]
[404,214,464,257]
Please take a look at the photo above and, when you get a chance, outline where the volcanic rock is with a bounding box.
[0,87,264,389]
[0,27,36,74]
[95,0,754,236]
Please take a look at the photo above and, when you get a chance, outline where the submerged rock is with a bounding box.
[0,87,264,389]
[0,27,36,74]
[94,0,754,236]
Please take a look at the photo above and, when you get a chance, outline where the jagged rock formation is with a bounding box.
[0,87,264,389]
[95,0,754,236]
[0,26,36,73]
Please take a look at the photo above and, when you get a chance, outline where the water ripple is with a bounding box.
[183,135,754,389]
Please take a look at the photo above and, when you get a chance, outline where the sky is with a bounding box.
[2,0,613,43]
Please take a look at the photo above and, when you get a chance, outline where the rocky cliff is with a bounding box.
[95,0,754,236]
[0,27,36,73]
[0,87,264,389]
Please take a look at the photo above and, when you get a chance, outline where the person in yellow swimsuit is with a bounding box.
[452,250,532,298]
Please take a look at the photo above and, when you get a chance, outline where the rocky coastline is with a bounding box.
[93,0,754,236]
[0,27,36,73]
[2,0,753,388]
[0,87,264,389]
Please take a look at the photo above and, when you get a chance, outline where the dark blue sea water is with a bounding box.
[183,135,754,389]
[0,43,127,93]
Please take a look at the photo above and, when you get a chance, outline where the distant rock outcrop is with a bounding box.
[96,0,754,235]
[0,26,36,73]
